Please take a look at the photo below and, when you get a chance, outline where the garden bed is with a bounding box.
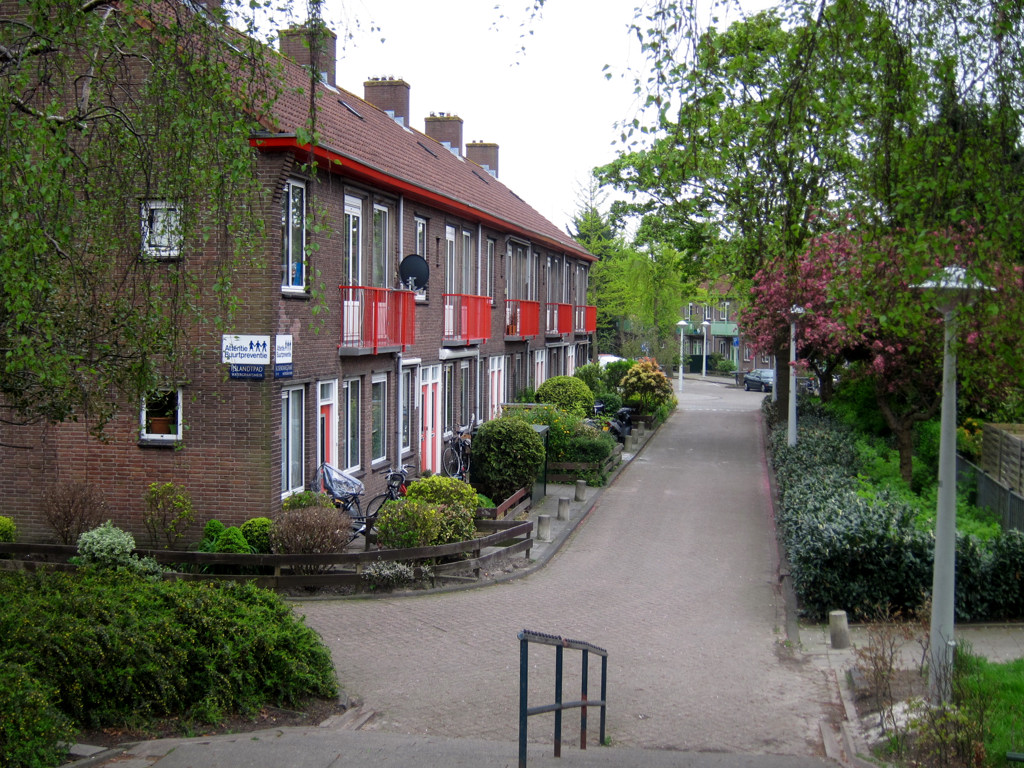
[548,443,623,484]
[0,518,534,593]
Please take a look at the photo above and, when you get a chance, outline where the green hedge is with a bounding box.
[772,409,1024,622]
[0,569,337,761]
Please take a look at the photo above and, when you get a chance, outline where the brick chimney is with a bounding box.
[364,77,410,126]
[424,113,463,156]
[279,24,337,87]
[466,141,499,178]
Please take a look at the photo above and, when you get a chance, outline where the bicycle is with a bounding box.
[364,463,413,519]
[442,420,473,481]
[311,462,370,545]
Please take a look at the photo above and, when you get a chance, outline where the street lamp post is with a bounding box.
[701,320,711,377]
[788,306,804,448]
[676,320,687,392]
[914,266,990,704]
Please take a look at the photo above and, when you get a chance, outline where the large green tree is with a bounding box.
[0,0,281,433]
[597,0,1024,417]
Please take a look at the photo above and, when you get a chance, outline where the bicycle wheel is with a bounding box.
[365,493,393,520]
[341,496,363,543]
[442,444,461,477]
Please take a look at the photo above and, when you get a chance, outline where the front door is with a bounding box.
[419,365,441,473]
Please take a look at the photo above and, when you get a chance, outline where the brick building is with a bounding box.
[0,10,596,542]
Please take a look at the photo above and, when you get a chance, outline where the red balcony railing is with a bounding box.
[443,293,492,343]
[545,302,573,336]
[504,299,541,338]
[574,304,597,333]
[338,286,416,353]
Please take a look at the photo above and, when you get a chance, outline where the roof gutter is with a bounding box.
[250,134,595,263]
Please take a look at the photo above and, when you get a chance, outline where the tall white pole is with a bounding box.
[929,307,958,703]
[701,320,710,377]
[788,318,798,447]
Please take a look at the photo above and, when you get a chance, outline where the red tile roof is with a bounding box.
[255,60,595,263]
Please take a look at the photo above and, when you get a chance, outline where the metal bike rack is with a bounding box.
[517,629,608,768]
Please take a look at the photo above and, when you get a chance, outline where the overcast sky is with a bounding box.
[314,0,647,234]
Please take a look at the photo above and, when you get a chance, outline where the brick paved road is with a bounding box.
[295,379,841,758]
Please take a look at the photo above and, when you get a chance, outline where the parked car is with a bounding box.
[743,368,775,392]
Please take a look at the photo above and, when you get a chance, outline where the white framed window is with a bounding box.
[476,358,484,423]
[342,377,361,471]
[488,356,505,420]
[318,380,337,467]
[401,366,415,453]
[281,180,305,290]
[281,386,304,497]
[445,225,457,294]
[140,200,182,260]
[485,239,496,300]
[344,195,363,286]
[415,216,428,256]
[533,349,546,389]
[371,374,387,463]
[141,388,182,441]
[461,229,473,295]
[443,363,455,430]
[460,361,470,424]
[372,204,390,288]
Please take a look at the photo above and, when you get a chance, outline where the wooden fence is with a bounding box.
[0,500,535,592]
[981,423,1024,496]
[547,444,623,484]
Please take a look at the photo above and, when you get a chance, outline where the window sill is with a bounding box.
[281,287,310,300]
[138,436,181,448]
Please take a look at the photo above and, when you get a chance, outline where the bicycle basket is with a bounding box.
[312,463,364,500]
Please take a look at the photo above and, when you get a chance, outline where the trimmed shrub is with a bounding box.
[143,481,195,549]
[196,519,226,553]
[403,475,478,516]
[471,417,545,503]
[215,526,253,554]
[620,358,675,413]
[506,404,612,461]
[573,363,604,395]
[376,498,474,549]
[603,359,632,390]
[0,570,337,734]
[282,490,334,510]
[270,506,351,574]
[77,521,136,569]
[985,530,1024,619]
[536,375,595,417]
[240,517,273,554]
[0,515,16,543]
[76,521,164,578]
[42,480,107,545]
[0,661,76,768]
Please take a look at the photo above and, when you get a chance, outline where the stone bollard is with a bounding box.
[558,497,570,520]
[575,479,587,502]
[829,610,851,650]
[624,434,635,452]
[636,422,645,438]
[537,514,552,542]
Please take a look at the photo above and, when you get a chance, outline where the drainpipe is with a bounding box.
[396,195,404,468]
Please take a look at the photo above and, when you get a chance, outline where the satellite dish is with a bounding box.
[399,254,430,290]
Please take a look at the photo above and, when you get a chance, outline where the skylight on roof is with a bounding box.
[338,100,364,120]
